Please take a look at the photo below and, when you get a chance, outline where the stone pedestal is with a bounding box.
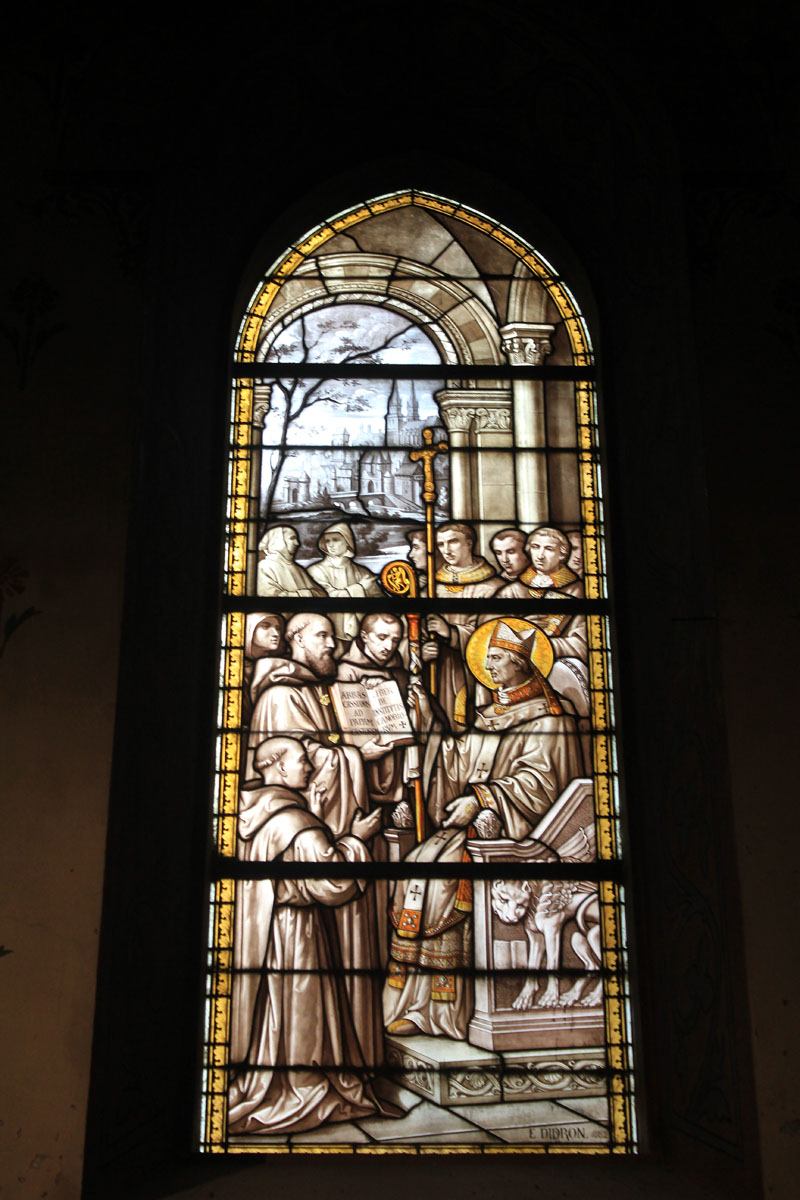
[466,779,604,1052]
[384,826,416,861]
[468,998,604,1052]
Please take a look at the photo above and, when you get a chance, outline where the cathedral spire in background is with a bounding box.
[408,377,420,423]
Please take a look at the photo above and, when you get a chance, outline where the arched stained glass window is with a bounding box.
[201,191,635,1154]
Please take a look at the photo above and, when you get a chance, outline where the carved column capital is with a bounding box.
[440,407,472,433]
[440,405,511,434]
[253,384,272,426]
[500,322,556,366]
[471,406,511,432]
[438,388,512,434]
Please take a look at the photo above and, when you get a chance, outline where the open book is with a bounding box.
[329,679,415,748]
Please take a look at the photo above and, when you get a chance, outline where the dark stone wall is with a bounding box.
[1,7,796,1198]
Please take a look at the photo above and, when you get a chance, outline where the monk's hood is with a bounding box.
[238,783,304,841]
[318,520,355,557]
[251,655,319,694]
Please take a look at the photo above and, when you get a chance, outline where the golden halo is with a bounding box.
[465,618,554,690]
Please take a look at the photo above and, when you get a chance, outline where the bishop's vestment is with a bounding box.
[384,684,585,1039]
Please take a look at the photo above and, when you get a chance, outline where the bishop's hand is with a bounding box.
[443,794,481,828]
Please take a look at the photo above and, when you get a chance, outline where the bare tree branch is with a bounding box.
[260,307,444,522]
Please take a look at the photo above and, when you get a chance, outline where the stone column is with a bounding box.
[500,323,556,528]
[436,388,514,556]
[247,384,272,592]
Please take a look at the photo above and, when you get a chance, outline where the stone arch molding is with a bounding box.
[255,251,506,370]
[252,250,523,546]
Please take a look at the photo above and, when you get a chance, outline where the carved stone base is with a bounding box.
[384,1033,502,1106]
[468,1004,604,1052]
[383,1033,607,1106]
[501,1045,607,1102]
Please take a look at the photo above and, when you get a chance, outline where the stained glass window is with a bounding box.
[200,191,636,1154]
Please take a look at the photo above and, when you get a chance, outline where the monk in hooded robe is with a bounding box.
[256,525,326,598]
[336,613,410,818]
[337,613,412,964]
[249,614,391,1067]
[242,613,286,726]
[229,736,383,1135]
[383,619,585,1040]
[307,521,382,653]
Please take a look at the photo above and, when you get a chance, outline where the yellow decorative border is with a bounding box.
[576,380,604,604]
[601,881,636,1151]
[227,382,254,597]
[204,876,235,1150]
[588,613,617,862]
